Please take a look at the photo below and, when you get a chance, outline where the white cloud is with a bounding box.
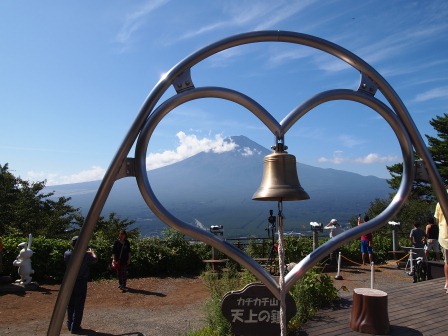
[116,0,169,48]
[206,48,245,68]
[27,133,236,185]
[146,132,237,170]
[318,151,398,165]
[253,0,317,30]
[315,54,351,73]
[176,2,270,41]
[318,150,345,164]
[179,22,227,40]
[178,0,316,41]
[316,19,448,75]
[29,166,106,186]
[413,86,448,102]
[339,134,364,148]
[354,153,399,164]
[239,147,261,157]
[266,48,314,68]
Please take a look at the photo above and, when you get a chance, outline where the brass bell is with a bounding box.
[252,151,310,201]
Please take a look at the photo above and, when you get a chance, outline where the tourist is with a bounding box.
[409,222,426,248]
[434,185,448,292]
[64,236,97,333]
[358,215,373,265]
[325,218,341,238]
[325,219,341,265]
[112,229,131,292]
[425,216,440,261]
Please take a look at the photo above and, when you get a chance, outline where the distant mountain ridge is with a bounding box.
[46,136,391,237]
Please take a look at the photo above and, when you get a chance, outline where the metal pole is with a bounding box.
[277,201,287,336]
[312,230,319,251]
[335,252,343,280]
[392,229,397,252]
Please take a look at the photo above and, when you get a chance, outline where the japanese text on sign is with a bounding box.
[221,283,297,336]
[231,296,280,324]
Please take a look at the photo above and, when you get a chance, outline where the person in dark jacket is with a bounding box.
[409,222,426,248]
[64,236,97,334]
[425,217,440,261]
[112,230,131,292]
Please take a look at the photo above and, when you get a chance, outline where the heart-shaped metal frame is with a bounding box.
[48,31,448,335]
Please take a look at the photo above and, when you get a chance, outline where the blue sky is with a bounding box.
[1,0,447,186]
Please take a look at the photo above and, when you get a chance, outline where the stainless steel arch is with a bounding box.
[133,86,415,291]
[135,87,282,296]
[282,89,415,290]
[48,30,448,335]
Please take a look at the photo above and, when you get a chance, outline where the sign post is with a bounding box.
[222,282,297,336]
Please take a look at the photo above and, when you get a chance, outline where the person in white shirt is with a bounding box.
[434,185,448,292]
[326,218,341,265]
[325,218,341,238]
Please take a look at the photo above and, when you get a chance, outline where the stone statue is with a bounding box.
[13,234,34,285]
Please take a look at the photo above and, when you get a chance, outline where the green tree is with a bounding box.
[427,113,448,181]
[386,113,448,195]
[385,161,433,200]
[0,163,81,237]
[92,212,139,243]
[366,114,448,234]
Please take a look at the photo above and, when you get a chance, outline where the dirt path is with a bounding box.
[0,276,209,335]
[0,262,423,335]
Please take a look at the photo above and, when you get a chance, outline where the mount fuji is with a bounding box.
[46,136,391,237]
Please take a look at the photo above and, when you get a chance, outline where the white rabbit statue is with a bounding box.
[13,234,35,285]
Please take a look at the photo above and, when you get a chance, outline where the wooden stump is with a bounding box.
[349,288,390,335]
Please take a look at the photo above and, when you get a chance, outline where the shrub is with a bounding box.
[244,237,271,259]
[1,230,402,284]
[284,235,313,262]
[190,266,337,336]
[339,235,393,266]
[1,229,206,282]
[200,266,246,336]
[288,269,338,330]
[2,235,68,282]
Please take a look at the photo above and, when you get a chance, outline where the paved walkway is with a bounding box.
[298,262,447,335]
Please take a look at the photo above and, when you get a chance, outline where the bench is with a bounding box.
[254,257,270,264]
[202,259,229,271]
[254,257,279,274]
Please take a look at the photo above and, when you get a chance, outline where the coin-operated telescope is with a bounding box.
[209,225,224,261]
[310,222,323,250]
[210,225,224,236]
[388,221,401,253]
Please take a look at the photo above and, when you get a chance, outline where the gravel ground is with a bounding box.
[0,261,425,335]
[327,261,416,297]
[0,276,209,336]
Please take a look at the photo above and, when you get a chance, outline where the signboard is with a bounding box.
[221,282,297,336]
